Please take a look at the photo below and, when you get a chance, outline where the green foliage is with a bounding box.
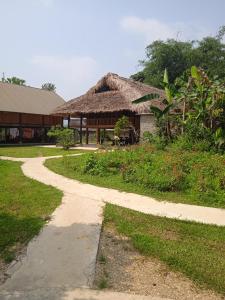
[114,116,130,137]
[99,254,107,264]
[42,82,56,91]
[47,127,75,149]
[171,122,214,151]
[172,135,213,152]
[52,146,225,206]
[131,29,225,87]
[178,67,225,150]
[5,76,26,85]
[135,65,225,151]
[134,69,178,140]
[46,148,225,208]
[132,93,160,104]
[143,132,167,150]
[131,39,193,88]
[98,278,108,289]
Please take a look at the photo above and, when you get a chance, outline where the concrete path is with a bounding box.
[11,155,225,227]
[1,154,225,299]
[0,155,104,299]
[1,287,172,300]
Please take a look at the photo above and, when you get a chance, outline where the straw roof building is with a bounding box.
[53,73,165,144]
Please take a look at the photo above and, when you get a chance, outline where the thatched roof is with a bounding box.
[52,73,165,116]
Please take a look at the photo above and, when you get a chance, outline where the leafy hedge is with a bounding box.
[81,146,225,206]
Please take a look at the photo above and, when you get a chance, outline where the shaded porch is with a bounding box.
[68,111,140,145]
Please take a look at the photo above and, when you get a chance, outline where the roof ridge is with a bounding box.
[0,81,56,93]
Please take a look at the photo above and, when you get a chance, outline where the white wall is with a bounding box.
[140,114,156,137]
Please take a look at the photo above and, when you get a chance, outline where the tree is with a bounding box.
[192,37,225,79]
[134,66,225,150]
[42,83,56,91]
[6,77,26,85]
[133,39,194,88]
[131,28,225,88]
[178,66,225,149]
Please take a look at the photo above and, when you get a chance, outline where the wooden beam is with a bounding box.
[96,128,100,144]
[19,113,23,143]
[80,115,83,144]
[71,124,114,129]
[68,116,71,128]
[86,127,89,144]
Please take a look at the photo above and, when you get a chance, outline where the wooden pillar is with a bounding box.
[96,128,100,144]
[103,128,106,143]
[80,115,83,144]
[4,127,7,144]
[68,115,71,128]
[86,127,89,144]
[19,113,23,144]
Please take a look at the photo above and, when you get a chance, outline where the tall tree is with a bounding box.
[134,39,194,88]
[6,77,26,85]
[131,27,225,88]
[42,83,56,91]
[192,37,225,79]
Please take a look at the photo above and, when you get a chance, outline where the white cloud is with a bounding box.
[120,16,210,43]
[30,55,98,100]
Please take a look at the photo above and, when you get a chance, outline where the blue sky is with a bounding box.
[0,0,225,100]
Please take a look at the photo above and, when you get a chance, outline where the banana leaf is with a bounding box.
[132,93,160,104]
[163,69,169,84]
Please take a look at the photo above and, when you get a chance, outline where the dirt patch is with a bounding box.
[0,258,9,285]
[94,226,224,300]
[0,243,27,286]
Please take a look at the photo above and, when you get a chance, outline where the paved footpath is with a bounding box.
[1,155,225,300]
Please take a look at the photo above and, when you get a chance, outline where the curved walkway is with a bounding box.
[1,155,225,300]
[13,155,225,226]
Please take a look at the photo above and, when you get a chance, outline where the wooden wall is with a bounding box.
[0,111,62,127]
[71,112,140,130]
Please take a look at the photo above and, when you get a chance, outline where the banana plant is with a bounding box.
[184,66,225,130]
[133,69,176,139]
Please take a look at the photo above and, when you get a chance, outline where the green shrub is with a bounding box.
[171,135,213,152]
[114,116,130,137]
[47,127,75,149]
[79,146,225,205]
[143,132,168,150]
[122,151,187,192]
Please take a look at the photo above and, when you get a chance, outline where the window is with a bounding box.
[6,128,20,143]
[23,128,35,142]
[22,128,46,143]
[0,128,6,143]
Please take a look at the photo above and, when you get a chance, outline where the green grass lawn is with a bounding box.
[0,159,62,263]
[104,204,225,295]
[0,146,89,158]
[45,154,225,208]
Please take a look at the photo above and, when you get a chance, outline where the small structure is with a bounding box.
[0,82,65,144]
[52,73,165,144]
